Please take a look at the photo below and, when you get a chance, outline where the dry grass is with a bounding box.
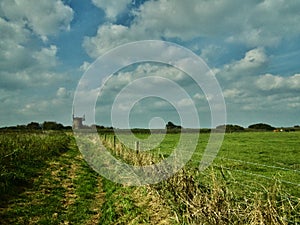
[155,168,300,225]
[131,186,176,224]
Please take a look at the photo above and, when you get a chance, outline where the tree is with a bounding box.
[216,124,244,132]
[166,121,182,129]
[27,122,41,130]
[248,123,275,131]
[42,121,64,130]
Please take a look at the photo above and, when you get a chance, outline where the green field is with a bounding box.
[0,131,299,224]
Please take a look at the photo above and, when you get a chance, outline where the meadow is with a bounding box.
[0,130,299,224]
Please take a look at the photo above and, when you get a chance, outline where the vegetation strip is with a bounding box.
[0,133,105,225]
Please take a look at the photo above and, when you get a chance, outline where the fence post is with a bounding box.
[113,135,116,150]
[135,141,140,154]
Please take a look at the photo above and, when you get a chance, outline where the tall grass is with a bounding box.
[0,131,70,200]
[154,168,300,224]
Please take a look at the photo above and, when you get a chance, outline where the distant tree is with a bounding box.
[16,125,27,130]
[27,122,41,130]
[42,121,64,130]
[63,126,72,130]
[248,123,275,131]
[131,128,151,134]
[216,124,244,132]
[166,121,182,130]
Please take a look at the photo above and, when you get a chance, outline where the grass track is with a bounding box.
[0,135,105,225]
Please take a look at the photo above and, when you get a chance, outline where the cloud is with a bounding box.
[33,45,58,69]
[56,87,71,98]
[287,101,300,108]
[134,0,242,40]
[200,45,226,63]
[0,0,73,38]
[0,43,64,90]
[90,62,202,125]
[0,85,73,126]
[79,61,91,72]
[0,18,32,72]
[91,0,131,21]
[216,48,268,79]
[0,0,74,90]
[228,48,268,72]
[226,27,281,48]
[219,72,300,115]
[256,73,300,91]
[223,89,243,99]
[0,1,74,90]
[177,98,194,108]
[0,1,75,126]
[83,23,150,58]
[83,0,300,58]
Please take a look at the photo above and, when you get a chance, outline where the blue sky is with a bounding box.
[1,0,300,128]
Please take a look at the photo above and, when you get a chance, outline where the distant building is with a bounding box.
[72,109,85,129]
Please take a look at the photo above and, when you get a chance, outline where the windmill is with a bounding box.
[72,107,85,129]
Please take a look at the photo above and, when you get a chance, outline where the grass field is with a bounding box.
[0,130,299,224]
[113,131,299,194]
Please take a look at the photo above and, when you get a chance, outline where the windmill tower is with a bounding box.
[72,107,85,129]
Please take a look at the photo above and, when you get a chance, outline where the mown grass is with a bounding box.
[101,131,300,224]
[194,132,300,196]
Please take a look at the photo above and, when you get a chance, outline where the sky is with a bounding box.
[0,0,300,128]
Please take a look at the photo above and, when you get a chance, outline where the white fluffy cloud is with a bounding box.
[0,0,73,89]
[216,48,268,79]
[0,18,31,72]
[33,45,58,69]
[83,24,132,58]
[228,48,267,72]
[83,0,300,58]
[0,43,63,90]
[91,0,131,21]
[0,0,73,38]
[135,0,300,46]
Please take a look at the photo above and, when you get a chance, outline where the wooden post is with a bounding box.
[135,141,140,154]
[113,135,116,150]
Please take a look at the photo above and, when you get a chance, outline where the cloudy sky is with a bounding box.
[1,0,300,128]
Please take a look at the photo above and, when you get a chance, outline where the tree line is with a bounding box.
[0,121,299,133]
